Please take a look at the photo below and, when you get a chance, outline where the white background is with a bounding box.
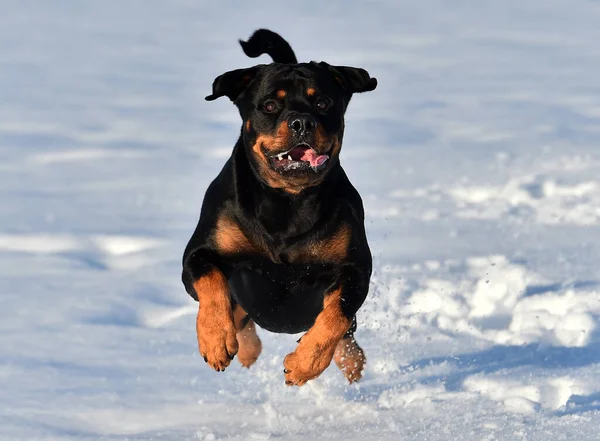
[1,0,600,439]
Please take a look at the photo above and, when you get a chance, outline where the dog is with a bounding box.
[182,29,376,386]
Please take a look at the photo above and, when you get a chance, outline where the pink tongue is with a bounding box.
[300,149,329,167]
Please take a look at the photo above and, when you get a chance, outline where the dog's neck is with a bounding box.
[231,139,342,239]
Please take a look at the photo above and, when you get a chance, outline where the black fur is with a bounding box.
[183,30,376,339]
[239,29,298,64]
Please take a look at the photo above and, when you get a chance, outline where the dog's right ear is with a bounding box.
[326,64,378,94]
[205,66,260,102]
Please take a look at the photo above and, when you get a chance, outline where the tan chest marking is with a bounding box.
[214,215,256,254]
[290,223,351,263]
[215,214,351,265]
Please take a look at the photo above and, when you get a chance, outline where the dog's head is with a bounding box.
[206,30,377,193]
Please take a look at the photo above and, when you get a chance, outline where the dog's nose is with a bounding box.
[288,113,316,136]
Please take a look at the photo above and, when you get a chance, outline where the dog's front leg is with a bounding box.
[184,252,238,372]
[283,265,369,386]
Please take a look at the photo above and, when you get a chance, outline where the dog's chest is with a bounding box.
[214,214,351,333]
[214,215,351,265]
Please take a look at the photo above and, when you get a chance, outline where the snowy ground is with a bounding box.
[2,0,600,439]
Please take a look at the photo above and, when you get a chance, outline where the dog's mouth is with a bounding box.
[270,143,330,172]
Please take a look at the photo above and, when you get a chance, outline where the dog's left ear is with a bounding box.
[323,63,378,94]
[205,66,260,102]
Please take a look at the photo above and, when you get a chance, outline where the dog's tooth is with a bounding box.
[277,153,284,160]
[287,155,293,161]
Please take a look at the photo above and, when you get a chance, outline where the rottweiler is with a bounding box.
[182,29,377,386]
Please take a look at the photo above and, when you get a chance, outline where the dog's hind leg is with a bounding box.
[333,318,366,383]
[234,305,262,368]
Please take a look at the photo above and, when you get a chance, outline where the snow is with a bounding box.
[2,0,600,439]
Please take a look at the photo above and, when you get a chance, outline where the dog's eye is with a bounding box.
[316,98,329,111]
[263,100,278,113]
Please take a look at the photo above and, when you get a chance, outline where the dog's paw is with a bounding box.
[236,323,262,369]
[283,344,334,386]
[333,337,366,383]
[197,312,238,372]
